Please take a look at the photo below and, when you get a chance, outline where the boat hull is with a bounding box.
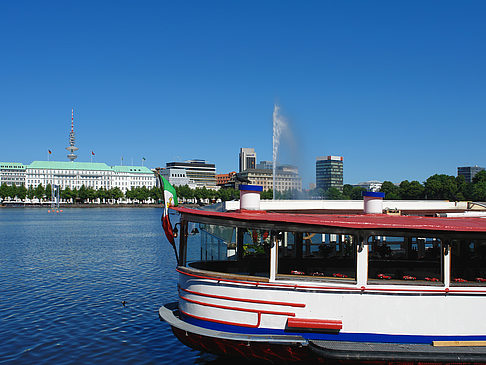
[160,302,486,364]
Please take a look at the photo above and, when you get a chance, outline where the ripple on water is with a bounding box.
[0,208,217,365]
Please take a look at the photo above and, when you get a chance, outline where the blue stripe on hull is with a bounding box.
[182,315,486,344]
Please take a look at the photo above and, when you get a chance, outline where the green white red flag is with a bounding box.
[159,175,178,246]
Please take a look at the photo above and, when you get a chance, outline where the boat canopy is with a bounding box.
[174,207,486,234]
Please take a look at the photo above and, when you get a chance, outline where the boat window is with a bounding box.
[451,239,486,286]
[184,222,270,278]
[368,236,443,285]
[277,231,356,282]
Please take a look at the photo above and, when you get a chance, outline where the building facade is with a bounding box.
[256,160,273,170]
[166,160,217,189]
[239,148,257,172]
[160,167,196,188]
[355,180,383,192]
[316,156,344,192]
[458,166,485,183]
[1,161,155,193]
[216,171,236,186]
[238,166,302,192]
[0,162,26,186]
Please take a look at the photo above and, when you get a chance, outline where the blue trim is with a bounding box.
[362,191,385,198]
[239,184,263,192]
[182,314,486,344]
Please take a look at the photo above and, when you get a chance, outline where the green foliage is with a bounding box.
[326,187,344,200]
[45,184,52,200]
[399,180,425,200]
[16,185,27,200]
[424,174,461,200]
[380,181,400,199]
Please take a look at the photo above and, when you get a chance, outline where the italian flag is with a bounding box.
[160,175,178,245]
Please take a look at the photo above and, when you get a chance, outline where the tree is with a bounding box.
[7,184,18,199]
[0,183,8,199]
[45,184,52,200]
[326,187,344,200]
[78,185,88,202]
[424,174,460,200]
[349,186,366,200]
[34,184,45,200]
[27,185,35,199]
[380,181,400,199]
[399,180,425,200]
[473,170,486,184]
[110,187,124,201]
[17,185,27,200]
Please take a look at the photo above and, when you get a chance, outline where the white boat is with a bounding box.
[159,190,486,363]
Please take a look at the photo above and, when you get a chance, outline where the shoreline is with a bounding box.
[0,203,201,209]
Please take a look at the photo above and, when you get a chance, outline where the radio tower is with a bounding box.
[66,108,78,162]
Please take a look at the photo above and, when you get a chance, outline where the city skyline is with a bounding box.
[1,2,486,186]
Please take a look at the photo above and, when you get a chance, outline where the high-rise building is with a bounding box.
[166,159,217,189]
[239,148,257,172]
[458,166,485,183]
[316,156,344,192]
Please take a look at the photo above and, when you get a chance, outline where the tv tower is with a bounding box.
[66,108,78,162]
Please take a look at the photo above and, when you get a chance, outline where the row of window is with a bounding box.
[187,224,486,286]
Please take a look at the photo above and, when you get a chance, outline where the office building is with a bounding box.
[239,148,257,172]
[166,159,217,189]
[458,166,485,183]
[316,156,344,192]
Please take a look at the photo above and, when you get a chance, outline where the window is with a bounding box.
[277,231,356,281]
[451,239,486,286]
[185,223,270,278]
[368,236,443,284]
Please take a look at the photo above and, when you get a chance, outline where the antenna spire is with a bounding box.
[66,108,79,161]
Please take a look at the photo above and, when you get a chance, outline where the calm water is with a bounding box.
[0,207,231,364]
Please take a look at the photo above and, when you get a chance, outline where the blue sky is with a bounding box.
[1,1,485,187]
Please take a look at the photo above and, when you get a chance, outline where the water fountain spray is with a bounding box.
[272,104,285,199]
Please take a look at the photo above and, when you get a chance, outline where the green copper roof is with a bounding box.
[0,162,26,169]
[111,165,153,174]
[27,161,113,171]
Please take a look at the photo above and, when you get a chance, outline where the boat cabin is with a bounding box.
[175,207,486,288]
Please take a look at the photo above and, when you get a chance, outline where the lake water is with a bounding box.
[0,207,239,364]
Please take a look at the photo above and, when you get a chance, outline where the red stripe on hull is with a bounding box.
[287,318,343,330]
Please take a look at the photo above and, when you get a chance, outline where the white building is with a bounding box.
[355,180,383,192]
[4,160,155,193]
[160,167,196,188]
[0,162,26,186]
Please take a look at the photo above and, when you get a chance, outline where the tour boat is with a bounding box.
[159,188,486,363]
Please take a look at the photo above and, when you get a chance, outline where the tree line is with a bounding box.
[321,171,486,201]
[2,171,486,203]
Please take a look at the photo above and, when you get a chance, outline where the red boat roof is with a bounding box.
[174,206,486,233]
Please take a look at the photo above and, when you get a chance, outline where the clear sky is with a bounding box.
[1,1,485,187]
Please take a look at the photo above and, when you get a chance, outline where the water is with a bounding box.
[272,104,286,200]
[0,208,229,364]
